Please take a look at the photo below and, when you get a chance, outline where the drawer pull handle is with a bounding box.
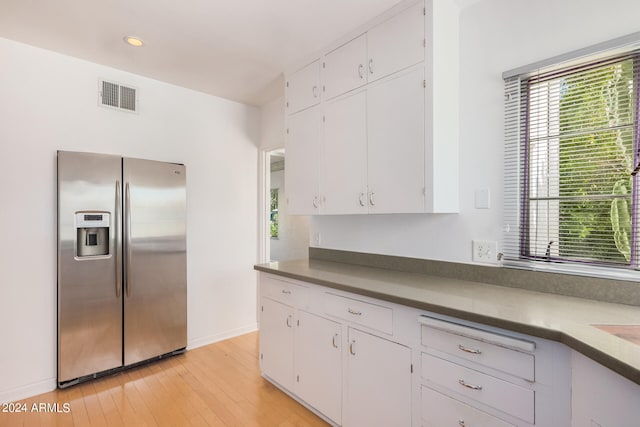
[458,344,482,355]
[349,340,356,355]
[286,315,293,328]
[281,290,292,295]
[347,308,362,316]
[332,333,339,349]
[458,379,482,391]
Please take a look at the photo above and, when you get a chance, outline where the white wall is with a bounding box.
[0,37,259,402]
[311,0,640,263]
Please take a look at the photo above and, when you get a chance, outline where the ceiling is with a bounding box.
[0,0,480,106]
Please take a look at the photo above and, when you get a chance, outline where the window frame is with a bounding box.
[503,33,640,279]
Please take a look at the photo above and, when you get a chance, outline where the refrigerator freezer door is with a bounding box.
[123,158,187,366]
[57,151,123,383]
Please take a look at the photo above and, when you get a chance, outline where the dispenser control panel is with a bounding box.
[75,212,110,228]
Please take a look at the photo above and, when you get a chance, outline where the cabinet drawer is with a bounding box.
[421,318,535,381]
[261,275,308,307]
[421,386,514,427]
[325,293,392,334]
[422,353,534,423]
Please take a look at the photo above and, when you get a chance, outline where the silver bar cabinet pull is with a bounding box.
[349,340,356,355]
[347,308,362,316]
[458,379,482,390]
[332,334,339,349]
[281,289,292,295]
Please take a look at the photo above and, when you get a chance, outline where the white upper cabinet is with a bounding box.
[283,0,459,215]
[323,34,368,100]
[367,1,425,83]
[367,67,425,214]
[285,106,322,215]
[322,90,368,215]
[286,59,321,115]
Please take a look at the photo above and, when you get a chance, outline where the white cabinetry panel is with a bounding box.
[422,386,515,427]
[367,67,425,213]
[286,60,321,115]
[259,297,294,390]
[367,1,425,83]
[422,353,534,423]
[285,106,322,215]
[323,34,368,100]
[421,320,535,381]
[295,311,342,425]
[345,328,412,427]
[571,350,640,427]
[325,292,393,334]
[322,90,368,214]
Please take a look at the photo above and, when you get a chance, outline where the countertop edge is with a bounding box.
[254,263,640,386]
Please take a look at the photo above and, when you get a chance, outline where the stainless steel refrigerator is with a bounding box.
[57,151,187,387]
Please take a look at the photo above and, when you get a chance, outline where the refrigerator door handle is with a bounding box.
[115,180,122,298]
[125,182,132,298]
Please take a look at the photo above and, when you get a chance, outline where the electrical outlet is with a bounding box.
[472,240,498,263]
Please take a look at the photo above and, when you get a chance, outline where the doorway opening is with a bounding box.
[261,148,309,262]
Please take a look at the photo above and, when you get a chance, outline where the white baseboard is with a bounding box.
[187,323,258,350]
[0,378,57,405]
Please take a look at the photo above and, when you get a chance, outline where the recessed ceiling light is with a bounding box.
[123,36,144,47]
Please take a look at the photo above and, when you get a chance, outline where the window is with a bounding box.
[270,189,279,238]
[504,46,640,274]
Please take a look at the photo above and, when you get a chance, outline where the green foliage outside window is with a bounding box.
[270,189,279,238]
[552,59,635,263]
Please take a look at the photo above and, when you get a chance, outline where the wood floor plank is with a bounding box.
[0,332,327,427]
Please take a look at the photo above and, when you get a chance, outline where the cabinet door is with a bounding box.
[345,328,411,427]
[367,1,425,83]
[259,297,295,390]
[323,34,368,100]
[285,105,322,215]
[295,311,342,425]
[367,67,425,213]
[286,60,321,115]
[571,351,640,427]
[322,90,368,214]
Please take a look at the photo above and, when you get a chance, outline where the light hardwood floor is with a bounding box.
[0,332,328,427]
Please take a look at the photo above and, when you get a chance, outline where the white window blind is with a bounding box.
[504,51,640,272]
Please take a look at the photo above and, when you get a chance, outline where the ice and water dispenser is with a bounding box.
[75,212,110,257]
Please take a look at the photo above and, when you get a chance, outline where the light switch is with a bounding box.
[475,188,490,209]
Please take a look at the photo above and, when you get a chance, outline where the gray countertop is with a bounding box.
[254,258,640,386]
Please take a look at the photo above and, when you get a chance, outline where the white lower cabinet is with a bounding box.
[571,351,640,427]
[345,328,412,427]
[257,272,603,427]
[259,296,295,390]
[295,310,342,425]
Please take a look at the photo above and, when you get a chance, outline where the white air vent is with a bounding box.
[99,79,138,113]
